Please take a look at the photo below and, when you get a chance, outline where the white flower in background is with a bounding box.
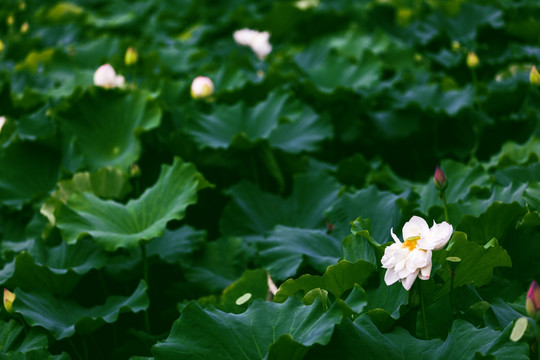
[381,216,453,291]
[233,28,272,60]
[190,76,214,99]
[0,116,5,133]
[93,64,125,89]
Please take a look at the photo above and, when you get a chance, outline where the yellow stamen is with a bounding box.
[403,235,420,251]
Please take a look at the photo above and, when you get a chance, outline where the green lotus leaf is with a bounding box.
[257,226,342,281]
[391,84,474,116]
[180,237,254,293]
[0,320,46,354]
[186,91,330,153]
[220,172,340,236]
[457,202,526,245]
[11,50,93,105]
[366,273,408,320]
[0,238,107,296]
[196,268,268,314]
[55,157,210,251]
[0,141,61,209]
[274,260,376,303]
[146,226,206,265]
[484,298,524,330]
[152,297,342,360]
[307,316,528,359]
[41,166,132,225]
[14,280,148,340]
[437,3,504,41]
[10,106,56,143]
[295,48,382,93]
[325,185,408,244]
[426,232,511,305]
[55,88,161,172]
[487,136,540,169]
[342,217,384,266]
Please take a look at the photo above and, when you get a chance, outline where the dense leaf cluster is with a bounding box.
[0,0,540,359]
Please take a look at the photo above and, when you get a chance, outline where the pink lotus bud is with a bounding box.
[433,166,448,192]
[3,289,15,313]
[526,280,540,321]
[190,76,214,99]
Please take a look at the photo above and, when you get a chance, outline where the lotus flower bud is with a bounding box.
[451,41,460,52]
[190,76,214,99]
[466,52,479,68]
[93,64,125,89]
[526,280,540,321]
[125,47,138,66]
[0,39,4,53]
[20,22,28,33]
[3,289,15,313]
[433,166,448,192]
[530,65,540,86]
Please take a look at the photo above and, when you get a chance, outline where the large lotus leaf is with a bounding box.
[180,237,254,293]
[196,269,268,314]
[426,232,511,305]
[295,48,381,93]
[308,315,528,360]
[146,226,206,265]
[152,297,342,360]
[487,135,540,169]
[325,185,408,244]
[457,202,526,245]
[14,280,148,340]
[41,166,132,225]
[220,172,340,236]
[257,226,342,281]
[0,141,61,209]
[10,106,56,143]
[55,157,210,251]
[417,159,491,215]
[11,49,92,105]
[435,3,504,41]
[186,91,330,153]
[0,320,47,354]
[494,163,540,186]
[391,84,474,116]
[55,88,161,171]
[274,260,376,303]
[0,238,107,296]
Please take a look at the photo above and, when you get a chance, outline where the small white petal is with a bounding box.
[384,268,400,286]
[429,221,454,250]
[402,270,419,291]
[233,28,258,46]
[402,216,430,240]
[390,228,401,244]
[419,262,432,280]
[0,116,5,133]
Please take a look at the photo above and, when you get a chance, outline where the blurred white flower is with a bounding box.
[93,64,125,89]
[381,216,453,291]
[190,76,214,99]
[0,116,5,133]
[233,28,272,60]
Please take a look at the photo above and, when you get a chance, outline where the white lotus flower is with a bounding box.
[190,76,214,99]
[233,28,272,60]
[93,64,125,89]
[0,116,5,133]
[381,216,453,291]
